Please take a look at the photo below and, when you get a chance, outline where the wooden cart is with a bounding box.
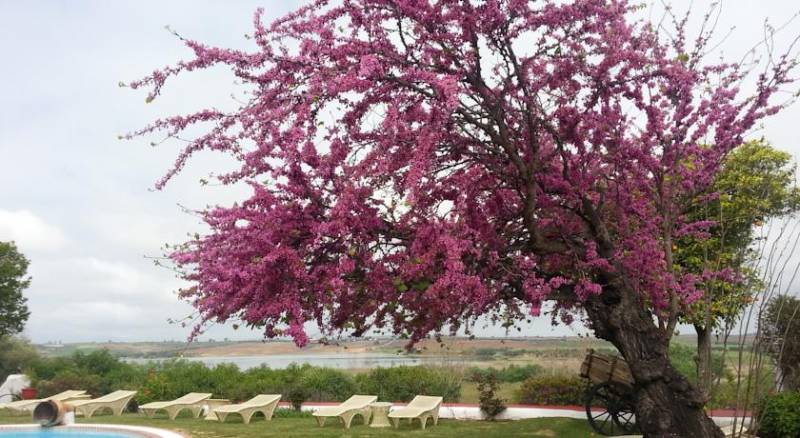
[580,350,639,436]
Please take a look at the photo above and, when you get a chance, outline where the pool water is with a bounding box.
[0,424,177,438]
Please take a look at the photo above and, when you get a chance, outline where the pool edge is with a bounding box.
[0,424,185,438]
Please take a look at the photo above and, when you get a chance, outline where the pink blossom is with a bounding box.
[127,0,798,346]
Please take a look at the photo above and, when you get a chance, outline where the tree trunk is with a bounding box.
[585,282,723,438]
[694,324,713,400]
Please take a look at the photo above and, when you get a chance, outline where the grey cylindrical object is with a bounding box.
[32,400,72,427]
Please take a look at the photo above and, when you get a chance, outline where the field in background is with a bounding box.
[34,335,727,390]
[36,336,618,375]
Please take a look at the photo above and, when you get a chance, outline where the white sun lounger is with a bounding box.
[0,390,89,412]
[70,390,138,418]
[312,394,377,429]
[388,395,443,429]
[140,392,212,420]
[212,394,281,424]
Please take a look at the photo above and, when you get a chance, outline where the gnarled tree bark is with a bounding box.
[585,281,724,438]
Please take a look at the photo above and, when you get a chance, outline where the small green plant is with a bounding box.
[287,385,309,411]
[474,370,506,420]
[272,407,313,418]
[757,391,800,438]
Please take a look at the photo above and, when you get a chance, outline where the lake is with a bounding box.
[123,353,475,370]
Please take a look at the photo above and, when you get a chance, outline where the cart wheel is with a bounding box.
[585,382,638,436]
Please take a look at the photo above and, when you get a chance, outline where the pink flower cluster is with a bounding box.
[130,0,797,345]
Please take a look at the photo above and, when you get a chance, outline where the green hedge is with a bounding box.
[515,375,585,406]
[25,350,461,405]
[135,362,338,405]
[354,366,462,402]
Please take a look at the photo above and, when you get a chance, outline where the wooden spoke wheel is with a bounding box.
[585,382,638,436]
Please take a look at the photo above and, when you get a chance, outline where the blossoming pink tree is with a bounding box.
[128,1,798,436]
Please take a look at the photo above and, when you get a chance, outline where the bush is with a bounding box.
[474,370,506,420]
[287,385,309,411]
[757,391,800,438]
[135,361,354,405]
[36,369,103,396]
[28,350,145,398]
[300,367,357,402]
[0,337,39,383]
[273,407,313,418]
[468,364,543,383]
[516,374,584,406]
[355,366,461,402]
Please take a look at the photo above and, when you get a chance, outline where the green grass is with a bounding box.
[0,411,598,437]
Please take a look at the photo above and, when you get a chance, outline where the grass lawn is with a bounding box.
[0,411,599,437]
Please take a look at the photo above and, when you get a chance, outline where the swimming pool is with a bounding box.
[0,425,182,438]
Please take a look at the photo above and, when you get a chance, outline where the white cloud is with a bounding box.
[0,209,67,252]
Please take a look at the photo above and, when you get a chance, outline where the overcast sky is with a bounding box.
[1,1,799,344]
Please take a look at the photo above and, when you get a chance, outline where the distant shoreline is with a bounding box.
[33,334,736,359]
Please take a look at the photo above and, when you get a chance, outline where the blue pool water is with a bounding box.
[0,431,138,438]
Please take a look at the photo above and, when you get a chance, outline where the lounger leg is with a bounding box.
[315,416,326,427]
[341,412,356,429]
[216,412,228,423]
[191,406,203,418]
[113,404,126,416]
[242,411,255,425]
[84,407,98,419]
[361,408,372,425]
[166,407,182,420]
[391,417,400,428]
[420,415,429,430]
[262,407,275,421]
[433,412,439,425]
[142,409,155,419]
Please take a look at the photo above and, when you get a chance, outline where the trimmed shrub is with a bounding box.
[287,385,309,411]
[757,391,800,438]
[474,370,506,420]
[516,375,584,406]
[355,366,461,402]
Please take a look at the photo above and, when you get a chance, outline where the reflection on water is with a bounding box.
[124,354,472,370]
